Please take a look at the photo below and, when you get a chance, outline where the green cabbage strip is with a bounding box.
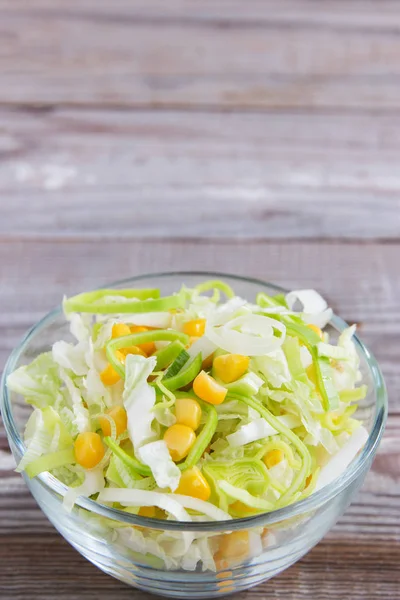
[339,386,368,403]
[106,330,189,378]
[154,376,176,405]
[154,341,185,370]
[256,292,301,324]
[25,447,76,478]
[194,280,235,300]
[218,481,274,511]
[203,457,271,512]
[178,400,218,471]
[228,393,311,506]
[106,454,147,488]
[284,323,339,411]
[283,335,310,387]
[163,349,190,379]
[64,289,186,314]
[256,292,286,309]
[162,353,202,391]
[104,437,151,477]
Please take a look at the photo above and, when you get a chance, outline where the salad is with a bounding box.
[7,280,369,527]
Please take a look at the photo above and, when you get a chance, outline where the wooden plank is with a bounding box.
[1,108,400,239]
[0,535,398,599]
[3,0,400,30]
[1,239,398,538]
[4,0,400,29]
[0,239,398,398]
[0,238,398,598]
[2,3,400,109]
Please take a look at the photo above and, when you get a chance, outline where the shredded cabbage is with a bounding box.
[123,354,157,451]
[137,441,181,491]
[7,280,371,573]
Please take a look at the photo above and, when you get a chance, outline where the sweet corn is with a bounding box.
[263,449,284,469]
[138,506,156,518]
[216,570,233,580]
[306,363,317,386]
[307,324,323,339]
[193,371,227,405]
[175,397,202,431]
[163,424,196,462]
[214,555,230,571]
[229,501,258,517]
[218,531,249,560]
[119,345,147,358]
[212,354,249,384]
[183,319,206,337]
[74,432,105,469]
[305,474,312,489]
[98,405,127,437]
[130,325,148,334]
[175,466,211,501]
[112,322,131,338]
[217,581,235,592]
[100,364,120,386]
[129,325,155,355]
[100,350,125,386]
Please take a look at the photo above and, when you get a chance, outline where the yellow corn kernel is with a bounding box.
[183,319,206,337]
[218,531,249,560]
[119,345,147,358]
[163,424,196,462]
[263,449,285,469]
[130,325,148,333]
[212,354,249,384]
[193,371,227,405]
[100,363,120,386]
[304,474,312,489]
[100,351,125,386]
[216,570,233,580]
[263,449,284,469]
[306,363,317,386]
[214,554,230,571]
[112,322,131,338]
[98,405,127,437]
[229,501,258,517]
[129,325,155,355]
[175,397,202,431]
[217,581,234,592]
[74,432,105,469]
[307,323,323,339]
[175,467,211,501]
[138,506,156,518]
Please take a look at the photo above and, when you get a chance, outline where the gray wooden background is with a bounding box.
[0,2,399,599]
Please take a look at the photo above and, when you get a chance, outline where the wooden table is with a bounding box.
[1,2,399,599]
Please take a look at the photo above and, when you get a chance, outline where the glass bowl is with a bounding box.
[0,272,387,598]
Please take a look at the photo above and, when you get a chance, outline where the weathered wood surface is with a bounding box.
[0,2,399,599]
[1,109,400,239]
[0,240,399,599]
[3,1,400,110]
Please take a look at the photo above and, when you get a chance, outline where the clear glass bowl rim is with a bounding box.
[0,271,388,533]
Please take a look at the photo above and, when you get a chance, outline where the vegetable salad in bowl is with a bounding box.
[2,274,386,596]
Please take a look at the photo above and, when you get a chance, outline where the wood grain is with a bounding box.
[1,2,399,599]
[1,534,398,600]
[1,108,400,239]
[2,2,400,110]
[0,240,398,559]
